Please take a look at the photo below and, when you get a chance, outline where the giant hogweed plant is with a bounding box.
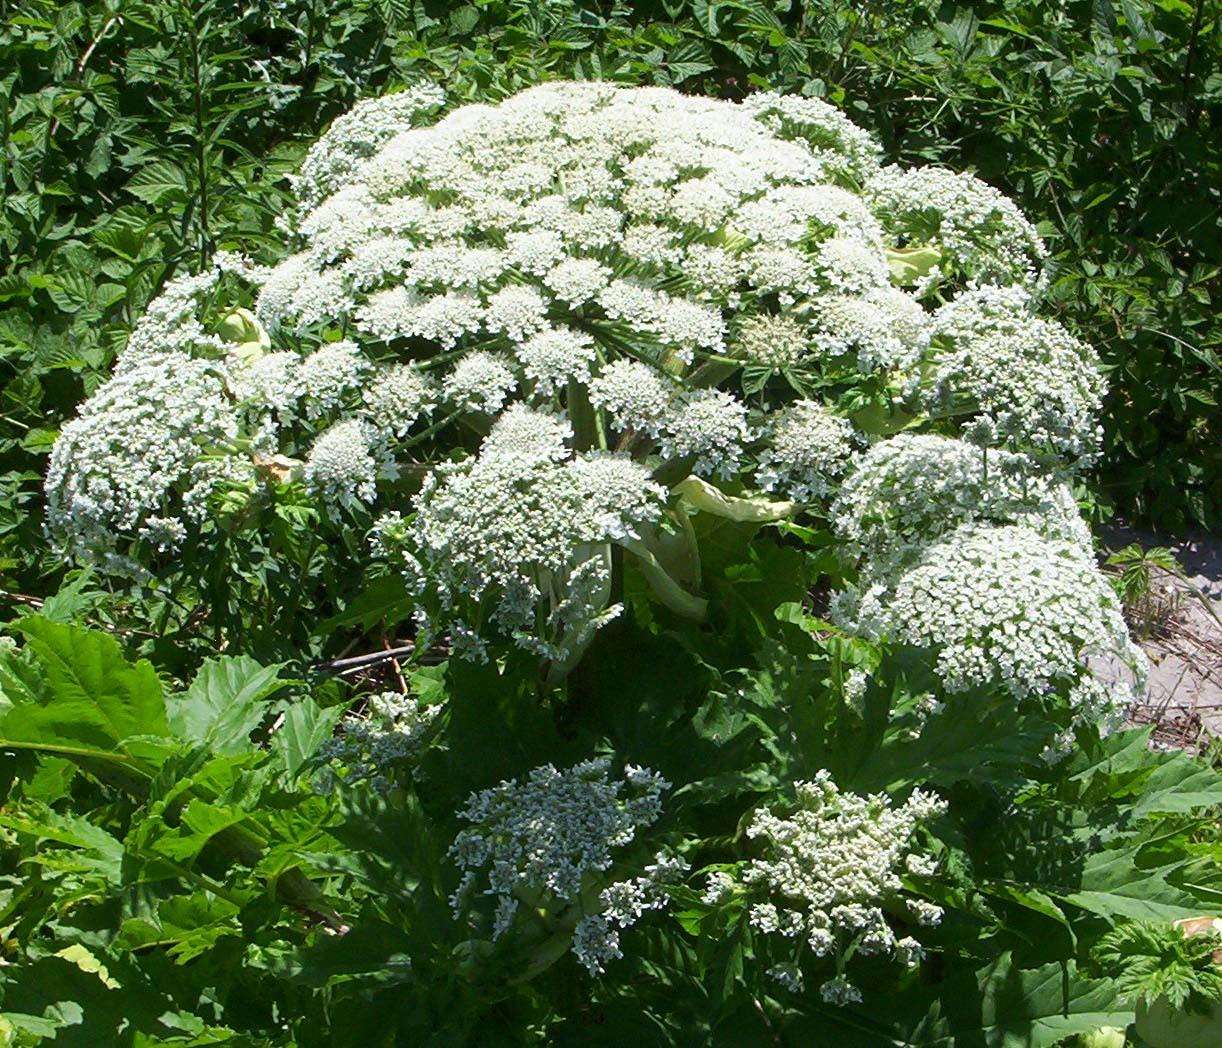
[46,86,1130,689]
[3,82,1216,1043]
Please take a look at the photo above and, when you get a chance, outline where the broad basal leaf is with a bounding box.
[167,655,289,754]
[0,618,168,759]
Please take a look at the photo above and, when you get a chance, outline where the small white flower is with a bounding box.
[304,418,381,506]
[820,975,863,1006]
[449,759,677,975]
[544,257,612,305]
[484,284,550,342]
[719,771,945,1006]
[588,359,675,435]
[659,389,752,479]
[869,165,1047,287]
[514,326,596,393]
[840,523,1147,711]
[443,352,518,413]
[734,313,809,368]
[756,400,860,503]
[362,363,436,437]
[702,872,736,906]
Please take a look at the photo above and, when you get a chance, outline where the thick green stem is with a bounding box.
[687,359,740,388]
[185,1,211,266]
[622,538,708,621]
[674,476,795,523]
[566,379,597,451]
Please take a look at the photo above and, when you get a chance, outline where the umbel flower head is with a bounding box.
[831,433,1091,570]
[374,405,665,663]
[44,80,1117,685]
[924,284,1106,466]
[838,523,1148,720]
[448,758,681,972]
[314,690,441,794]
[45,356,252,569]
[755,399,862,503]
[704,771,946,1003]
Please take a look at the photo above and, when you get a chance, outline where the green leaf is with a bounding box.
[124,159,189,204]
[1131,755,1222,817]
[167,656,288,754]
[0,618,168,755]
[273,919,415,989]
[1062,848,1213,922]
[318,573,415,633]
[0,804,123,884]
[794,953,1133,1046]
[271,696,345,778]
[920,953,1132,1046]
[978,880,1078,951]
[115,892,241,964]
[130,797,250,867]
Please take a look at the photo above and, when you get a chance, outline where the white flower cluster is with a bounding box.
[587,359,676,435]
[243,80,959,518]
[303,418,386,508]
[291,84,446,212]
[572,851,690,975]
[756,399,862,503]
[113,268,231,371]
[46,82,1126,712]
[658,390,753,479]
[45,265,451,562]
[257,81,904,367]
[362,363,437,437]
[831,429,1142,727]
[516,325,596,393]
[831,433,1090,569]
[926,285,1106,465]
[449,759,671,958]
[314,690,441,793]
[45,358,252,566]
[378,406,665,662]
[805,287,933,373]
[868,166,1048,288]
[587,362,755,481]
[442,350,517,412]
[739,91,881,183]
[733,313,809,369]
[841,524,1147,719]
[706,771,945,1003]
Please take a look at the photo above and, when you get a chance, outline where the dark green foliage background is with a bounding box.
[0,0,1218,611]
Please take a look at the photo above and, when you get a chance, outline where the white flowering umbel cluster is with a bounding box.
[46,81,1128,689]
[44,264,438,563]
[314,690,440,793]
[839,524,1147,723]
[831,433,1090,570]
[926,285,1105,466]
[375,405,665,664]
[45,355,252,570]
[756,400,861,503]
[448,759,677,971]
[869,166,1047,288]
[830,352,1131,726]
[572,851,689,975]
[703,771,946,1003]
